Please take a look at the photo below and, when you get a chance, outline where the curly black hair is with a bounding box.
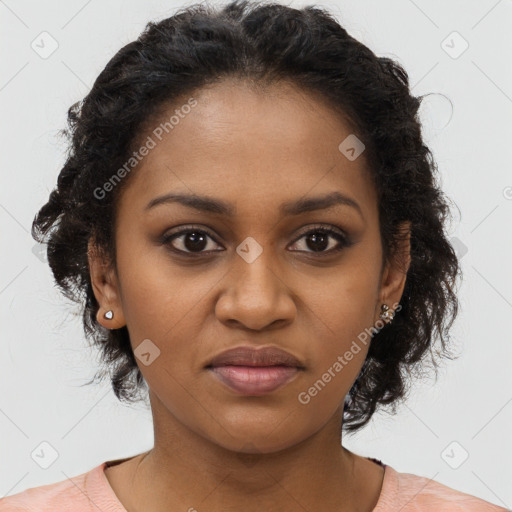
[31,0,461,433]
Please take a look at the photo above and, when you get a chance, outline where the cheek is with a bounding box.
[303,259,380,340]
[294,314,371,432]
[114,252,223,411]
[297,255,379,392]
[115,229,217,343]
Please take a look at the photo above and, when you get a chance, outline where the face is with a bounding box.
[89,80,410,454]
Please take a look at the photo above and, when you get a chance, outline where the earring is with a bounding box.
[104,310,114,320]
[379,303,395,323]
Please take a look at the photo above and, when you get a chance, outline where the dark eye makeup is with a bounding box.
[159,223,356,258]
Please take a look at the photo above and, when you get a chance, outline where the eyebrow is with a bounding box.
[145,191,363,218]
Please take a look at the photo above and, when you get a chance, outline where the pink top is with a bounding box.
[0,459,508,511]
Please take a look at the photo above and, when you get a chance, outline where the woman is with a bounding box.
[2,0,507,510]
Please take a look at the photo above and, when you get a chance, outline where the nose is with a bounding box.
[214,250,296,331]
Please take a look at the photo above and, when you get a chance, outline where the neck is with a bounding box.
[120,392,382,512]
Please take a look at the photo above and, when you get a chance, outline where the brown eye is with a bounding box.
[289,227,353,255]
[162,228,223,254]
[160,224,353,258]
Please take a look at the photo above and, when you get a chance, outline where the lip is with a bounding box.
[205,345,305,396]
[206,346,304,368]
[209,365,300,395]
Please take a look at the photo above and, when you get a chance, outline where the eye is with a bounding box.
[161,226,223,255]
[161,224,354,257]
[289,226,353,255]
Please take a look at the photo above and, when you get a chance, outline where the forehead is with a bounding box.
[119,80,376,219]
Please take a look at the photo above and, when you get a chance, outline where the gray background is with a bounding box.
[1,0,511,507]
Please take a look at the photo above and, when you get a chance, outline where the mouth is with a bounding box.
[205,345,305,396]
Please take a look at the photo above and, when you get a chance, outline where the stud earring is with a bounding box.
[104,310,114,320]
[379,303,395,323]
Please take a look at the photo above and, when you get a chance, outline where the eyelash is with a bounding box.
[160,224,353,257]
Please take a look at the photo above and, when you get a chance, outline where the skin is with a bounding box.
[88,79,411,512]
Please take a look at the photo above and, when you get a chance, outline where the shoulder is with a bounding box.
[0,463,107,511]
[376,465,510,511]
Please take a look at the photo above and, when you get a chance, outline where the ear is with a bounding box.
[87,237,126,330]
[376,221,411,321]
